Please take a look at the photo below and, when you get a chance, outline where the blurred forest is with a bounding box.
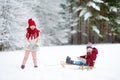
[0,0,120,51]
[67,0,120,44]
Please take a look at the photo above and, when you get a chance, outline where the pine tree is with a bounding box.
[0,0,12,50]
[67,0,120,43]
[0,0,35,50]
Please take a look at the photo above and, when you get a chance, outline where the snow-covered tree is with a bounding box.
[0,0,16,51]
[0,0,36,51]
[0,0,70,51]
[67,0,120,43]
[21,0,70,46]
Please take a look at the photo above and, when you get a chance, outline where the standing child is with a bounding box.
[21,18,40,69]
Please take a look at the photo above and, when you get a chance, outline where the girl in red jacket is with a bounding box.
[66,42,98,67]
[21,18,40,69]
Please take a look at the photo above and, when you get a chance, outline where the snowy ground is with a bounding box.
[0,44,120,80]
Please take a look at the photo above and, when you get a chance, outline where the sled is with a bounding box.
[60,61,94,70]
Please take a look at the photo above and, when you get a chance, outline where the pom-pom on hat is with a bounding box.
[28,18,36,27]
[86,42,93,49]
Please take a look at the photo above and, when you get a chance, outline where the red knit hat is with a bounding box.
[28,18,36,27]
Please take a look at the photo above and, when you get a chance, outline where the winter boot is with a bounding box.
[69,60,74,64]
[66,56,71,63]
[66,56,74,64]
[21,65,25,69]
[34,65,38,68]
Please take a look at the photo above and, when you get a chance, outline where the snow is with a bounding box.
[93,0,104,3]
[74,6,83,13]
[87,1,100,11]
[116,20,120,24]
[0,44,120,80]
[92,26,103,37]
[79,8,87,17]
[97,15,109,21]
[79,1,100,20]
[84,12,92,20]
[71,30,77,34]
[110,6,117,12]
[71,22,78,27]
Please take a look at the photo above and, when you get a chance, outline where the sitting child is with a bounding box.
[66,42,98,67]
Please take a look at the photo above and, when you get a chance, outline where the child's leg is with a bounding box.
[22,50,30,65]
[74,61,83,66]
[31,51,37,67]
[74,60,88,66]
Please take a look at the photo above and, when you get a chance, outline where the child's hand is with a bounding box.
[81,58,86,62]
[77,56,80,60]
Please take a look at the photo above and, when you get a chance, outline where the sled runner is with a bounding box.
[60,61,94,70]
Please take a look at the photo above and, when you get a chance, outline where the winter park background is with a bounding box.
[0,0,120,80]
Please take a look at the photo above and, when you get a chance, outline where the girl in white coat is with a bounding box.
[21,18,40,69]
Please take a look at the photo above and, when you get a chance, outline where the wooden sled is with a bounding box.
[60,61,94,70]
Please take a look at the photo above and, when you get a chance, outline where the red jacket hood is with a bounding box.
[92,47,98,55]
